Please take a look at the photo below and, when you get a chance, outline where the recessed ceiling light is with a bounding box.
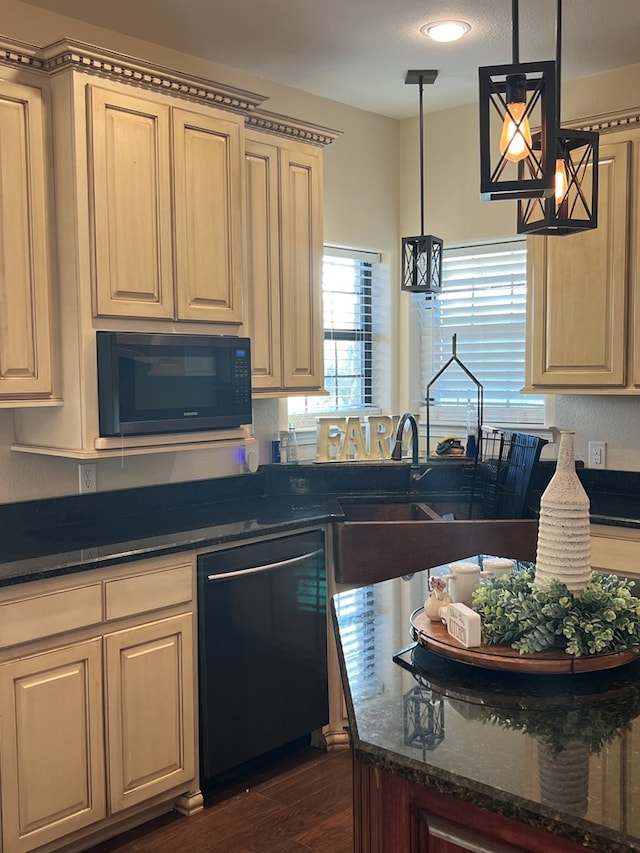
[421,20,471,43]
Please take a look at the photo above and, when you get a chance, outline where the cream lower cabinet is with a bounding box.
[0,556,199,853]
[89,83,244,324]
[590,524,640,577]
[105,614,196,813]
[525,137,632,391]
[0,640,106,853]
[0,76,56,403]
[245,131,324,394]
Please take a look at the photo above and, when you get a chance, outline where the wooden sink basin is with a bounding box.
[333,504,539,585]
[338,501,441,522]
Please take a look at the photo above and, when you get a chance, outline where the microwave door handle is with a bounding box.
[206,547,324,582]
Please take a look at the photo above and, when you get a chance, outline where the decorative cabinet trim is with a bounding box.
[0,38,44,71]
[41,38,266,115]
[246,108,341,147]
[568,106,640,135]
[0,36,341,146]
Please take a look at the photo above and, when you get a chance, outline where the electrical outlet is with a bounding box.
[78,463,96,494]
[588,441,606,469]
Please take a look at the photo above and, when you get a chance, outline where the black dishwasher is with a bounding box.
[197,530,328,786]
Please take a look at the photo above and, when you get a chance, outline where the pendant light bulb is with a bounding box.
[499,101,532,162]
[499,74,532,163]
[555,157,568,202]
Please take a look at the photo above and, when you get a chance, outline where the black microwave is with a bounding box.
[96,332,252,437]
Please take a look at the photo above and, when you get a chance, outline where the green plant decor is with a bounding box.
[472,568,640,656]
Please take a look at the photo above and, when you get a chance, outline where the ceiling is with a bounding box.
[20,0,640,119]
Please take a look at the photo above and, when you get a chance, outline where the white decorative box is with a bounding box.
[444,603,482,648]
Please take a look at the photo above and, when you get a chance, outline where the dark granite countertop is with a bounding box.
[0,461,479,587]
[332,567,640,853]
[0,492,343,587]
[531,465,640,531]
[2,460,640,590]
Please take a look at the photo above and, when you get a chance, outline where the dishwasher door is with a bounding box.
[197,530,328,785]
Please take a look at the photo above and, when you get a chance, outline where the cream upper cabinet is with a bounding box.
[245,134,283,389]
[89,86,174,319]
[8,39,338,456]
[89,85,244,324]
[525,134,640,392]
[245,131,324,394]
[0,77,56,403]
[526,139,630,390]
[631,139,640,389]
[173,108,244,323]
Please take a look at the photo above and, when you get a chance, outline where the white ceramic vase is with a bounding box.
[534,430,591,595]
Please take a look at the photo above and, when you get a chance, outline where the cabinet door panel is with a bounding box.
[89,86,173,318]
[280,146,324,391]
[105,613,196,812]
[632,140,640,388]
[0,640,105,853]
[173,108,244,323]
[0,80,53,398]
[527,141,630,388]
[245,135,282,389]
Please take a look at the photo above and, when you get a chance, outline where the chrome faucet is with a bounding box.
[391,413,432,487]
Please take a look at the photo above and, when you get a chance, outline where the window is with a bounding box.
[289,247,383,424]
[417,240,544,427]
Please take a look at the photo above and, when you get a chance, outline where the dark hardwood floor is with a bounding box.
[86,746,353,853]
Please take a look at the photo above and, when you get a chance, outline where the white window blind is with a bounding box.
[289,247,383,422]
[333,586,379,698]
[418,241,544,426]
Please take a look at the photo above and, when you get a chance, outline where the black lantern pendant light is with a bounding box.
[478,0,556,201]
[401,70,444,295]
[517,0,599,234]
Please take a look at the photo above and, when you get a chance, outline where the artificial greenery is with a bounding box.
[471,567,640,656]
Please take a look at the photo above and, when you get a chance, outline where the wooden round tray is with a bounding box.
[410,608,640,674]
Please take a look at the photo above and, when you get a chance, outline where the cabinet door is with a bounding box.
[0,79,54,399]
[245,133,283,389]
[526,140,630,388]
[280,143,325,391]
[631,139,640,388]
[0,640,106,853]
[89,86,174,319]
[104,613,196,813]
[173,108,244,323]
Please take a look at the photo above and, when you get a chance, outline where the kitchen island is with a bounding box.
[332,566,640,853]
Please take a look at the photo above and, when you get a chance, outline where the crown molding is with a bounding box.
[246,108,341,147]
[39,38,268,114]
[0,35,341,143]
[0,36,45,71]
[0,35,265,113]
[565,106,640,135]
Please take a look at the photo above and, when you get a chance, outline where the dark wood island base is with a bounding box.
[353,757,594,853]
